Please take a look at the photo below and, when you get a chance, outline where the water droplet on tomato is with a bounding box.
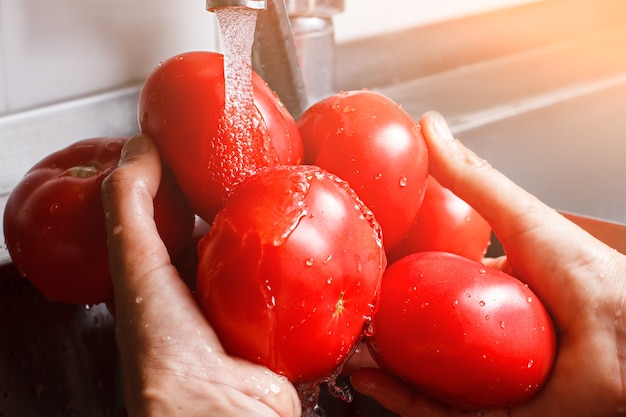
[527,359,534,368]
[479,300,486,307]
[326,276,333,285]
[452,299,459,308]
[478,268,487,274]
[500,321,506,329]
[49,203,60,214]
[135,296,143,304]
[399,176,408,187]
[342,105,356,113]
[527,296,533,303]
[485,314,491,320]
[363,319,375,337]
[465,216,471,222]
[305,258,314,266]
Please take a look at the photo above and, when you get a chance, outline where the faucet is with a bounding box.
[205,0,344,119]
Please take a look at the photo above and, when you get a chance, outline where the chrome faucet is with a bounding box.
[205,0,344,119]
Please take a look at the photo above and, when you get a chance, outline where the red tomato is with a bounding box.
[297,90,428,252]
[138,51,303,223]
[2,137,195,305]
[196,164,386,384]
[367,251,556,410]
[388,175,492,264]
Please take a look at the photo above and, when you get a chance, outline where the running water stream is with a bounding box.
[214,7,277,195]
[214,8,348,417]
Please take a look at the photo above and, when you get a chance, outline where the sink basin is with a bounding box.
[336,0,626,225]
[376,28,626,224]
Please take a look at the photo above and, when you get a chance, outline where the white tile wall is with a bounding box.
[0,0,220,115]
[0,28,6,114]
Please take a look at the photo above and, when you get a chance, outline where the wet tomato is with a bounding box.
[196,164,386,384]
[297,90,428,252]
[367,251,556,411]
[388,175,492,264]
[138,51,303,223]
[2,137,195,305]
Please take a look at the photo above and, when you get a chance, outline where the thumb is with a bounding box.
[418,111,623,327]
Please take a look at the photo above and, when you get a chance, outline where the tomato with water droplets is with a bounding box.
[2,137,195,305]
[297,90,428,252]
[196,164,386,384]
[388,175,492,264]
[138,51,303,224]
[366,251,556,411]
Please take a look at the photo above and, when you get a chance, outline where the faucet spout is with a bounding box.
[252,0,309,119]
[206,0,267,11]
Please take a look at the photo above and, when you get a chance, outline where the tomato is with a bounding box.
[297,90,428,252]
[367,251,556,410]
[138,50,303,223]
[195,164,386,384]
[388,175,492,264]
[2,137,195,305]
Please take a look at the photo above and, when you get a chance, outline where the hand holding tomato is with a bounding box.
[101,135,301,417]
[3,136,195,305]
[351,112,626,416]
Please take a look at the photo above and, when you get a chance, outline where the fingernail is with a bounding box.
[429,111,455,142]
[120,134,150,163]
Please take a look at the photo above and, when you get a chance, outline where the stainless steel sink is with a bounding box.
[335,0,626,225]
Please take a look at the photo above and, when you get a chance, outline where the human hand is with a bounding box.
[101,134,301,417]
[350,111,626,416]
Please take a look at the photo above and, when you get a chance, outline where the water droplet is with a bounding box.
[374,173,383,180]
[527,296,533,303]
[421,301,429,308]
[135,296,143,304]
[452,299,459,308]
[465,292,472,298]
[500,321,506,329]
[326,276,333,285]
[49,203,60,213]
[485,314,491,320]
[464,216,472,222]
[479,300,486,307]
[363,319,375,336]
[478,268,487,274]
[399,176,408,187]
[527,359,534,368]
[305,258,314,266]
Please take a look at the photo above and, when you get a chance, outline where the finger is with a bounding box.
[351,368,475,417]
[418,111,624,327]
[101,135,301,416]
[101,134,203,327]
